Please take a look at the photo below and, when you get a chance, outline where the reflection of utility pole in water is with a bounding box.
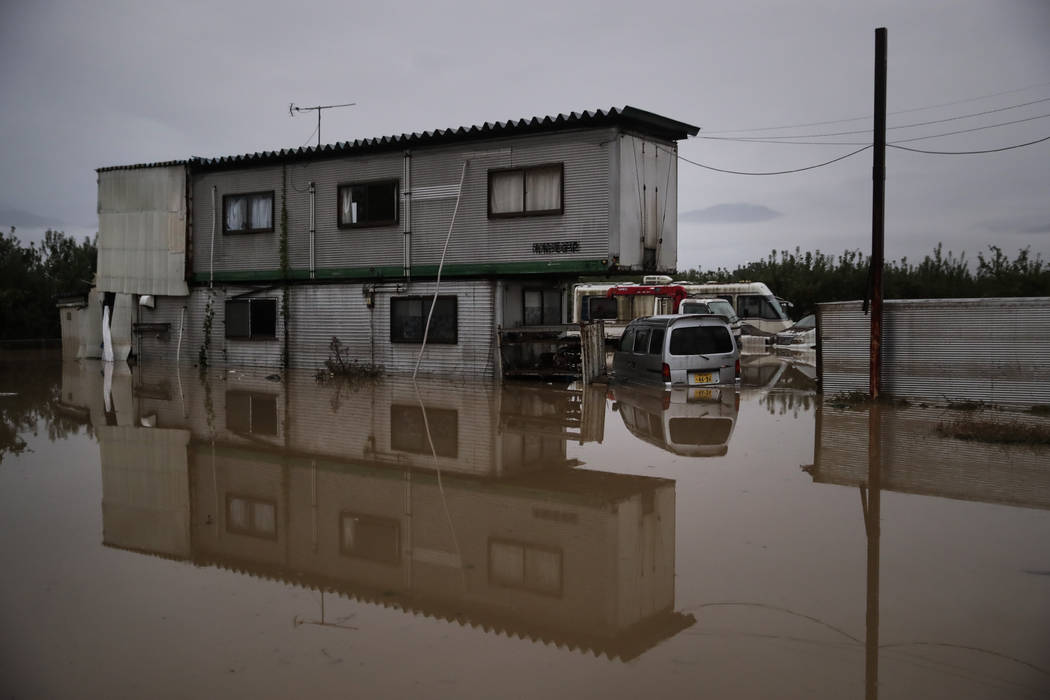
[861,403,882,700]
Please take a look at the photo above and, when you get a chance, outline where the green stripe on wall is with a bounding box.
[192,259,612,283]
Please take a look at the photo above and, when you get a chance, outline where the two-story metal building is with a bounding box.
[88,107,699,377]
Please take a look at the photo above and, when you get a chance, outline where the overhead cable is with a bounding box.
[702,80,1050,134]
[676,145,872,175]
[889,135,1050,154]
[699,97,1050,142]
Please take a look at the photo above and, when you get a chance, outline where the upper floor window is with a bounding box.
[488,163,563,218]
[223,192,274,233]
[338,180,399,228]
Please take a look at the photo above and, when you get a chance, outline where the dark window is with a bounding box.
[523,289,561,326]
[488,163,563,218]
[488,539,562,596]
[648,328,665,354]
[619,327,636,353]
[390,404,458,457]
[225,494,277,539]
[587,297,618,321]
[739,295,785,320]
[226,391,278,435]
[390,296,457,344]
[669,325,734,355]
[633,328,651,354]
[338,180,399,228]
[340,513,400,565]
[225,299,277,340]
[223,192,274,233]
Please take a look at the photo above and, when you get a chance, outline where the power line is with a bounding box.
[889,135,1050,155]
[891,112,1050,143]
[701,80,1050,135]
[677,145,872,175]
[699,97,1050,142]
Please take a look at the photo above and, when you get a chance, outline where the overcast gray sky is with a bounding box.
[2,0,1048,272]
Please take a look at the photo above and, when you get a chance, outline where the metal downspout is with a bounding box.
[209,186,216,288]
[309,182,316,279]
[403,151,412,281]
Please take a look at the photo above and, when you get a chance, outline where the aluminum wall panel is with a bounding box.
[97,166,189,296]
[819,298,1050,406]
[192,166,286,275]
[191,130,615,279]
[288,279,496,377]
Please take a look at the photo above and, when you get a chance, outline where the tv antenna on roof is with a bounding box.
[289,101,356,148]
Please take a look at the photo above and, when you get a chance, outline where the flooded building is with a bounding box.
[79,108,698,377]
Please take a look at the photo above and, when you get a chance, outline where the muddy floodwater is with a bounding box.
[2,350,1049,699]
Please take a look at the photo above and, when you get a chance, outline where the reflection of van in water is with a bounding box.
[572,278,791,338]
[611,382,738,457]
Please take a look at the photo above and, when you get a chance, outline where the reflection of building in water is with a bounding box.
[611,383,738,457]
[76,360,691,660]
[808,404,1050,511]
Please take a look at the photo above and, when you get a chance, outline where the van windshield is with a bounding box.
[669,326,733,355]
[706,300,739,322]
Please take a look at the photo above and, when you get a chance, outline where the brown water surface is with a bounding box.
[1,351,1048,698]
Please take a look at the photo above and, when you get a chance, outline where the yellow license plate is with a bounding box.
[690,372,715,385]
[689,388,717,401]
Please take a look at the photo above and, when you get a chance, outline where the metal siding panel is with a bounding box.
[288,280,496,377]
[192,167,286,275]
[818,298,1050,405]
[191,130,614,278]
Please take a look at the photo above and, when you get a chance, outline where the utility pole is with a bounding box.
[870,28,887,399]
[289,101,356,147]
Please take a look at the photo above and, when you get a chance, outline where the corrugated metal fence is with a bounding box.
[818,297,1050,406]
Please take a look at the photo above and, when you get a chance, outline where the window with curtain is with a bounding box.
[488,163,563,217]
[338,180,399,228]
[223,192,274,233]
[225,494,278,539]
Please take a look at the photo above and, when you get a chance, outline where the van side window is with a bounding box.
[620,328,636,353]
[649,328,665,354]
[633,328,651,354]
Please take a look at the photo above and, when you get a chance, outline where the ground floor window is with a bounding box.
[225,494,277,539]
[390,296,457,343]
[225,298,277,339]
[389,404,458,458]
[340,512,401,565]
[488,539,562,596]
[523,289,561,325]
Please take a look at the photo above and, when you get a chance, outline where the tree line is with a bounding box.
[678,244,1050,319]
[0,228,96,340]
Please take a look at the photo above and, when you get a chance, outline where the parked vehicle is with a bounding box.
[772,314,816,348]
[677,282,792,335]
[610,382,739,457]
[613,315,739,389]
[573,278,791,340]
[677,297,743,340]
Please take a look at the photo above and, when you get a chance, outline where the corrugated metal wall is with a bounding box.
[191,129,615,279]
[137,280,496,377]
[97,166,189,296]
[818,298,1050,406]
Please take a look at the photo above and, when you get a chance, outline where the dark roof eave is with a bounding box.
[99,106,700,174]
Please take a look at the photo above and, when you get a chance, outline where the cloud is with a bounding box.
[0,208,68,232]
[982,217,1050,236]
[679,203,782,225]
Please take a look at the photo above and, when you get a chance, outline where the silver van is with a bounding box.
[613,315,739,389]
